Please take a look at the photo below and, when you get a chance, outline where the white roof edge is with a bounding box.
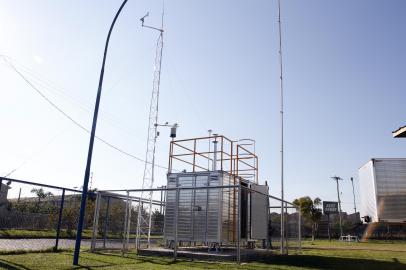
[358,158,406,170]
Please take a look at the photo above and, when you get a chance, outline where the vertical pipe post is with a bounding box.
[208,131,212,170]
[173,185,180,260]
[213,136,218,171]
[230,141,233,175]
[231,142,236,242]
[160,186,163,214]
[327,214,331,241]
[122,192,129,255]
[126,197,132,250]
[336,179,343,237]
[54,188,65,251]
[204,175,209,243]
[221,136,224,171]
[237,183,241,264]
[298,209,301,252]
[163,185,167,216]
[193,139,197,172]
[103,196,111,248]
[90,192,102,252]
[285,202,288,254]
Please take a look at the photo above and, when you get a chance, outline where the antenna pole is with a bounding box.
[136,1,165,250]
[277,0,286,255]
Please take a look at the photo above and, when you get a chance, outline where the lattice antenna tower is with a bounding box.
[136,4,165,249]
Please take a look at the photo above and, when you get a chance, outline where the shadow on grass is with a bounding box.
[0,259,31,270]
[254,255,406,270]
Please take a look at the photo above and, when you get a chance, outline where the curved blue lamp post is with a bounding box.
[73,0,129,265]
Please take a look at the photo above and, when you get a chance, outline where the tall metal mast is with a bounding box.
[277,0,286,254]
[136,5,165,249]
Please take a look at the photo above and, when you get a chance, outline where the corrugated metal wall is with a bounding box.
[359,159,406,223]
[164,172,236,243]
[374,159,406,222]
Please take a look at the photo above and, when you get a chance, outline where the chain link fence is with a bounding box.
[0,177,91,252]
[90,182,301,264]
[0,176,302,264]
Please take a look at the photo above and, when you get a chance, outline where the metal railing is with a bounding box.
[91,184,301,264]
[0,177,83,252]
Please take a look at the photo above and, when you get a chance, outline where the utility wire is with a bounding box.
[4,56,142,140]
[3,126,70,177]
[0,55,169,170]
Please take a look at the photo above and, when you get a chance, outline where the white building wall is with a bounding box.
[359,160,378,222]
[359,159,406,223]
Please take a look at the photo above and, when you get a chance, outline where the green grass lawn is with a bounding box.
[0,240,405,269]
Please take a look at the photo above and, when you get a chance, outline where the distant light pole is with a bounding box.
[350,177,357,213]
[73,0,128,265]
[331,176,343,237]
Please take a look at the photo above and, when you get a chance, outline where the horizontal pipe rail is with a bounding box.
[0,177,81,193]
[101,184,296,206]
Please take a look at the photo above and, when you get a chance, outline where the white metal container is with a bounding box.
[359,158,406,223]
[164,171,237,244]
[163,171,269,244]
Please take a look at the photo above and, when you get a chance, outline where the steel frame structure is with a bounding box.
[168,135,258,184]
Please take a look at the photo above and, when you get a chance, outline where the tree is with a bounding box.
[293,196,322,241]
[30,188,53,211]
[151,209,164,234]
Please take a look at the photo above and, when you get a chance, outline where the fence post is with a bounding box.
[160,186,163,214]
[237,183,241,264]
[54,188,65,251]
[298,209,302,253]
[122,191,130,254]
[173,186,179,261]
[125,196,132,251]
[90,192,102,252]
[285,202,288,255]
[103,196,111,249]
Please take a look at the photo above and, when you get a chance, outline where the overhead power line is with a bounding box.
[0,55,168,170]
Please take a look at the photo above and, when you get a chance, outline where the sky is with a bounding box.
[0,0,406,213]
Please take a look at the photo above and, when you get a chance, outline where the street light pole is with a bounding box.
[331,176,343,237]
[73,0,128,265]
[350,177,357,213]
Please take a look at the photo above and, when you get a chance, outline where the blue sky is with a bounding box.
[0,0,405,213]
